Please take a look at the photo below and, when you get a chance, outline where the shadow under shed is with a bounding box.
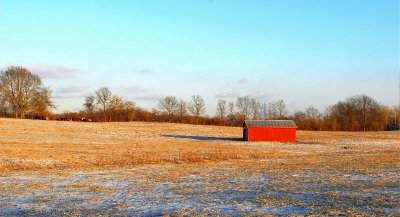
[161,134,243,141]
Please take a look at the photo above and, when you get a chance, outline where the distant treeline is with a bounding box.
[1,66,399,131]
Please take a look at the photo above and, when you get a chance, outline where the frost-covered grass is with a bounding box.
[0,118,399,215]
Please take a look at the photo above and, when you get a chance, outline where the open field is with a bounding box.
[0,118,399,216]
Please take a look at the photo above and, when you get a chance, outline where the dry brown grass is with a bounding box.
[0,118,399,173]
[0,118,303,171]
[1,118,399,215]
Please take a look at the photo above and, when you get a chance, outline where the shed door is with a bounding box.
[243,128,248,141]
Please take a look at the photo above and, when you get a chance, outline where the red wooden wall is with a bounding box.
[245,127,296,143]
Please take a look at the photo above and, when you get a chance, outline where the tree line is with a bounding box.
[1,66,399,131]
[77,87,400,131]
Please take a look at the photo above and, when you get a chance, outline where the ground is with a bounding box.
[0,118,399,216]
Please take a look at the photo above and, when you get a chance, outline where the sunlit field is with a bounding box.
[0,118,399,215]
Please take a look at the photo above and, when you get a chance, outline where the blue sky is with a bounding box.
[0,0,399,115]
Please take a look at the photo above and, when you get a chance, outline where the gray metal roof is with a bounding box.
[243,120,297,128]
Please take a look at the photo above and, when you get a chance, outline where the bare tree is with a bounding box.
[305,106,321,119]
[266,100,287,119]
[0,95,10,117]
[108,95,125,121]
[228,101,235,115]
[30,87,56,116]
[216,99,227,121]
[0,66,53,118]
[124,100,136,121]
[275,100,288,119]
[226,101,237,125]
[158,96,179,121]
[267,102,278,119]
[328,101,355,131]
[83,95,96,114]
[95,87,112,121]
[177,99,187,122]
[261,102,268,119]
[236,96,251,120]
[188,95,205,124]
[250,98,261,120]
[305,106,321,130]
[354,94,382,131]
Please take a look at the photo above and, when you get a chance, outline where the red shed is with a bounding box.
[243,120,297,143]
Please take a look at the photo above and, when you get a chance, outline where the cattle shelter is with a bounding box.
[243,120,297,143]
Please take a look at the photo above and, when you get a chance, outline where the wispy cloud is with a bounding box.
[237,78,248,84]
[118,85,160,101]
[119,85,148,94]
[215,92,240,99]
[54,85,91,99]
[29,65,80,79]
[133,94,162,101]
[140,68,153,74]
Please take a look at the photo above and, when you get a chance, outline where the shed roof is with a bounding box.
[243,120,297,128]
